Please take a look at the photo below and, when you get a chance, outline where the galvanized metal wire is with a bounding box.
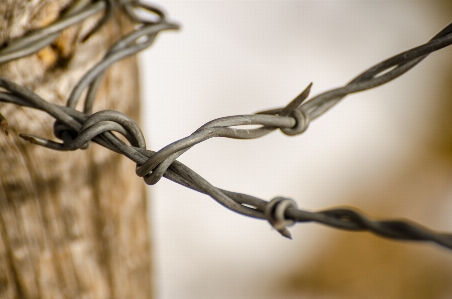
[1,0,452,250]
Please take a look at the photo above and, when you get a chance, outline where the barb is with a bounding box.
[0,2,451,250]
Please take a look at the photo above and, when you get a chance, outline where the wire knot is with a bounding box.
[265,197,298,239]
[53,121,86,149]
[256,82,312,136]
[280,108,310,136]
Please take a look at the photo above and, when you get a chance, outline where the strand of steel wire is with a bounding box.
[0,3,451,250]
[2,75,452,250]
[0,0,107,64]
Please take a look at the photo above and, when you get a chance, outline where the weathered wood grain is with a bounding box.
[0,1,152,298]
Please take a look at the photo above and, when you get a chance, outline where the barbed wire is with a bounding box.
[1,0,452,250]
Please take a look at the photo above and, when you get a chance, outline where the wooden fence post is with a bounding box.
[0,1,152,298]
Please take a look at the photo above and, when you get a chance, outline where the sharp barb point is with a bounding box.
[280,82,313,116]
[19,134,39,143]
[278,228,292,239]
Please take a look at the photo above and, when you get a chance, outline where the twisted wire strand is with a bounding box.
[0,0,108,64]
[0,3,451,250]
[66,1,178,114]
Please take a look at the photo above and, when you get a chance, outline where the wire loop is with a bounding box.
[265,197,298,239]
[280,108,310,136]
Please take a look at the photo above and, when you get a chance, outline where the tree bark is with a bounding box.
[0,1,152,298]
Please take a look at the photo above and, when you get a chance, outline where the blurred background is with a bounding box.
[139,1,452,298]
